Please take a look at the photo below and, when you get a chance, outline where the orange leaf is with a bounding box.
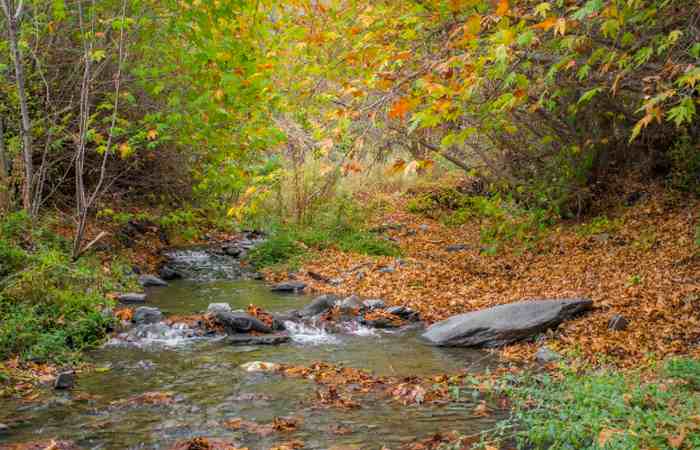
[533,17,557,30]
[496,0,509,16]
[388,97,412,120]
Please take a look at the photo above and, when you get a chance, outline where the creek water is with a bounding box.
[2,270,501,449]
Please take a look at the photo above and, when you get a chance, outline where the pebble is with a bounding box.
[240,361,281,373]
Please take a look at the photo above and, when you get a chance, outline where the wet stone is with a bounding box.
[386,306,420,321]
[133,307,163,325]
[117,292,146,304]
[139,274,169,287]
[227,334,290,345]
[54,371,76,390]
[363,299,385,310]
[339,295,363,312]
[301,294,338,317]
[207,303,232,315]
[158,266,182,281]
[215,311,273,334]
[271,281,307,293]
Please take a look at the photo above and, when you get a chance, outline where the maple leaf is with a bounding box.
[388,98,412,120]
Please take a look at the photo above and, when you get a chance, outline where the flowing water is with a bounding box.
[1,253,501,449]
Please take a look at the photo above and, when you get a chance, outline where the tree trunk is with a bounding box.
[0,117,9,211]
[1,0,35,215]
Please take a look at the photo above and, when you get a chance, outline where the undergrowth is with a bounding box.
[0,212,135,364]
[407,188,555,253]
[492,359,700,450]
[246,196,400,269]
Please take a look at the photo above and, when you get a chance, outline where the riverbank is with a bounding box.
[265,186,700,368]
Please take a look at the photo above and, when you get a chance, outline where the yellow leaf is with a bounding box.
[554,18,567,36]
[416,159,435,173]
[214,89,225,101]
[118,143,133,159]
[147,129,158,141]
[496,0,509,17]
[463,14,482,38]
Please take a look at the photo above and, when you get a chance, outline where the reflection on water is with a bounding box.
[1,279,500,449]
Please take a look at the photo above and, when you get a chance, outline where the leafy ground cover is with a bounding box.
[493,358,700,450]
[266,185,700,368]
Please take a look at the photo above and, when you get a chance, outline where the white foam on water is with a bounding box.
[283,321,340,345]
[343,322,379,337]
[105,322,204,349]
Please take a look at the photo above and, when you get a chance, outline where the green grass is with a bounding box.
[0,211,135,363]
[493,360,700,449]
[246,224,400,269]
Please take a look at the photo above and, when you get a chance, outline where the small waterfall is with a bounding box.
[106,322,205,348]
[163,248,244,281]
[283,321,340,345]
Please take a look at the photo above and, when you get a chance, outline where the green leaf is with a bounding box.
[577,87,602,105]
[666,97,696,127]
[90,49,106,62]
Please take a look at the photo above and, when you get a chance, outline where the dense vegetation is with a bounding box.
[0,212,133,362]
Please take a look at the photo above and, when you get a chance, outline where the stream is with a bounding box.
[1,249,502,449]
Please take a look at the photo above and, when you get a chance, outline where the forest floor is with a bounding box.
[267,187,700,369]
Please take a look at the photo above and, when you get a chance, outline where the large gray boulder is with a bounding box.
[422,298,592,347]
[214,311,272,334]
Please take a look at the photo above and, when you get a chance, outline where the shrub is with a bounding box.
[246,232,305,268]
[246,195,400,269]
[577,215,625,237]
[407,188,470,218]
[668,134,700,196]
[0,215,133,363]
